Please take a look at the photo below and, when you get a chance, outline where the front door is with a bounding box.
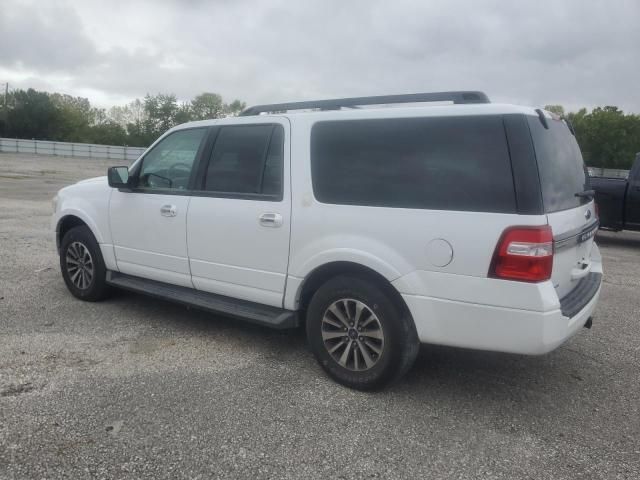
[187,119,291,308]
[110,127,208,287]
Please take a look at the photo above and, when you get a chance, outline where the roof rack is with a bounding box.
[240,91,490,116]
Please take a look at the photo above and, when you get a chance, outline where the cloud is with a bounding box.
[0,0,639,112]
[0,1,97,71]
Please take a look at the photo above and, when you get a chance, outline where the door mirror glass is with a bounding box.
[108,166,130,188]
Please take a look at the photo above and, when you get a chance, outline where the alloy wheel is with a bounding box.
[65,241,94,290]
[321,298,385,371]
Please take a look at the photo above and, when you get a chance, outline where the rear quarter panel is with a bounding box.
[285,115,549,311]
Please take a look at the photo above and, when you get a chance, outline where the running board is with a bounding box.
[106,271,299,329]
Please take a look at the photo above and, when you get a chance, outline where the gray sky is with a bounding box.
[1,0,639,112]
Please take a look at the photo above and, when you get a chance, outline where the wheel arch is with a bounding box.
[56,214,94,252]
[295,261,414,327]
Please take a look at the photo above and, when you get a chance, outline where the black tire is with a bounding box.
[306,275,419,390]
[59,225,111,302]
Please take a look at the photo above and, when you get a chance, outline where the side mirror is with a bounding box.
[108,166,131,189]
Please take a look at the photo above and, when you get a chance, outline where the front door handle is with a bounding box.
[160,204,177,217]
[259,212,283,228]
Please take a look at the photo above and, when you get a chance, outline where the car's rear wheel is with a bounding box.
[60,225,110,301]
[306,275,419,390]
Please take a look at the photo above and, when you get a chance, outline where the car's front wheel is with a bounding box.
[306,275,419,390]
[59,225,110,301]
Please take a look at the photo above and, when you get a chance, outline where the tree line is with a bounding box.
[0,88,639,169]
[0,88,245,147]
[545,105,640,170]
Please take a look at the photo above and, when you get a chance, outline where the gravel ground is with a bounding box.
[1,152,639,480]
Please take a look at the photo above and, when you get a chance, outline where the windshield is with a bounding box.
[527,115,590,213]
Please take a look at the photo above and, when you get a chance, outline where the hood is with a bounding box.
[76,176,108,185]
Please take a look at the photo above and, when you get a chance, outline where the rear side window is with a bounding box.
[203,124,283,197]
[310,116,516,212]
[527,116,589,212]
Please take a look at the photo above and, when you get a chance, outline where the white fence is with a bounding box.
[0,137,146,161]
[587,167,629,179]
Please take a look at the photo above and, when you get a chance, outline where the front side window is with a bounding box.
[137,128,207,190]
[203,124,284,198]
[310,116,516,212]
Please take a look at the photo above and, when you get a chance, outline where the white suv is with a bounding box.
[52,91,602,390]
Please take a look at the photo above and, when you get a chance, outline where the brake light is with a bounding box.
[489,226,553,282]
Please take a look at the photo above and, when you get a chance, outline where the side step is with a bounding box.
[106,271,299,329]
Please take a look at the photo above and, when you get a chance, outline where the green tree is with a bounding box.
[108,99,149,147]
[190,92,225,120]
[544,104,565,117]
[50,93,93,141]
[88,121,128,145]
[225,99,246,116]
[1,88,246,146]
[143,93,181,140]
[5,89,59,140]
[543,104,640,169]
[190,93,246,120]
[568,106,640,169]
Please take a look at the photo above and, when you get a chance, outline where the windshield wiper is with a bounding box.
[575,189,595,199]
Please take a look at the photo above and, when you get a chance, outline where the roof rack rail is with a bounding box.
[240,91,490,116]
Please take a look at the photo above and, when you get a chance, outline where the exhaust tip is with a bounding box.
[584,317,593,329]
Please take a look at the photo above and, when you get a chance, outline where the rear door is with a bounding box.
[527,114,597,300]
[186,119,291,308]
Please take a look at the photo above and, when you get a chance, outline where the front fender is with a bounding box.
[54,206,106,244]
[52,178,113,246]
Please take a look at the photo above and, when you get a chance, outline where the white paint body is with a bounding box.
[52,103,602,355]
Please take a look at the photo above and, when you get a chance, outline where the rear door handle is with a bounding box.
[160,204,177,217]
[259,212,283,228]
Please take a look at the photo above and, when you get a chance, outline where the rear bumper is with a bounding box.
[401,278,601,355]
[559,272,602,318]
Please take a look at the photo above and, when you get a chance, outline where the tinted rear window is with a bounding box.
[527,116,589,213]
[310,116,516,212]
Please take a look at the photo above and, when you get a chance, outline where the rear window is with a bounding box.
[310,116,516,212]
[527,116,589,213]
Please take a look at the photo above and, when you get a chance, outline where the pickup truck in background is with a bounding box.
[591,153,640,231]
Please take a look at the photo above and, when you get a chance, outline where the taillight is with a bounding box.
[489,226,553,282]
